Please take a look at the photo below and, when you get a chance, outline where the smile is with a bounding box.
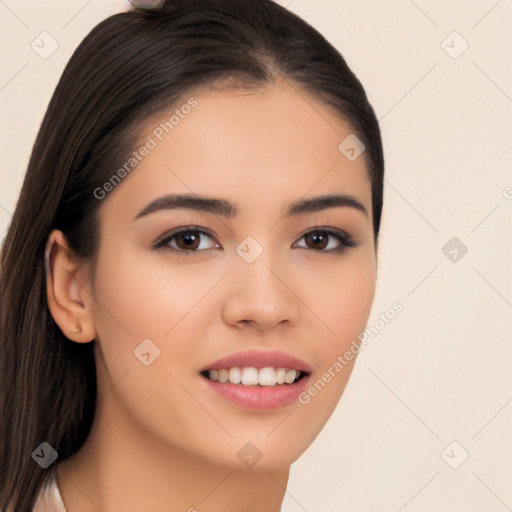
[199,368,311,410]
[201,367,307,386]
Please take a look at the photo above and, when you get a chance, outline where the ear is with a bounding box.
[45,229,96,343]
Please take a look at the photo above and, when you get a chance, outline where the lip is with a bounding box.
[200,372,311,410]
[199,349,313,374]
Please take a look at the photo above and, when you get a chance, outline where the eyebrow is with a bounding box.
[133,193,368,221]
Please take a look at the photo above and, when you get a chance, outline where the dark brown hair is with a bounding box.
[0,0,384,509]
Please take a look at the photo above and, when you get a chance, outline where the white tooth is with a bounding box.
[215,366,301,385]
[275,368,286,385]
[284,369,297,384]
[228,367,241,384]
[241,367,259,386]
[218,368,229,383]
[258,367,277,386]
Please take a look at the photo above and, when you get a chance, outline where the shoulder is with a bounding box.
[32,475,67,512]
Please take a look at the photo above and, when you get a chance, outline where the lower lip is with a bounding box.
[200,373,311,410]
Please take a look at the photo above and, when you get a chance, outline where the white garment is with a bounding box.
[32,476,66,512]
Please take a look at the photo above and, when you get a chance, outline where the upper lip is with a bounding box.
[200,349,313,374]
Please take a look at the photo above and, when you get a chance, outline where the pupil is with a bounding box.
[179,232,199,249]
[308,232,327,249]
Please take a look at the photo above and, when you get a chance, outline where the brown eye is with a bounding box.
[304,231,329,250]
[294,228,358,253]
[174,230,201,250]
[153,227,219,255]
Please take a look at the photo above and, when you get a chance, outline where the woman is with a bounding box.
[0,0,384,510]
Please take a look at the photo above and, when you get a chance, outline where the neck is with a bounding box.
[56,388,290,511]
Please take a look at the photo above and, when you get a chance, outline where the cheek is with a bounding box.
[91,241,376,377]
[89,248,214,444]
[85,238,377,470]
[332,259,376,343]
[89,245,218,395]
[287,253,376,450]
[92,246,210,338]
[301,250,377,352]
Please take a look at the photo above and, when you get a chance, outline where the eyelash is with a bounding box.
[152,225,359,256]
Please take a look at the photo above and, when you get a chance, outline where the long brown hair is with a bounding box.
[0,1,384,509]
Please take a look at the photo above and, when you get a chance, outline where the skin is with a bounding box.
[46,78,377,511]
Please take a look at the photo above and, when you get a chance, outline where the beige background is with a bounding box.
[1,1,511,510]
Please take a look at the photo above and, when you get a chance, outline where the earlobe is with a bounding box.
[45,229,96,343]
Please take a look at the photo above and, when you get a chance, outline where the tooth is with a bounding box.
[218,368,229,383]
[241,367,259,386]
[258,367,277,386]
[209,366,303,385]
[275,368,286,385]
[284,369,297,384]
[228,367,241,384]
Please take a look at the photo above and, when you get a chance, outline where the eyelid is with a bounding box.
[152,225,218,252]
[293,227,358,251]
[152,225,359,254]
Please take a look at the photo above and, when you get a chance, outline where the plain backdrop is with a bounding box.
[0,1,511,511]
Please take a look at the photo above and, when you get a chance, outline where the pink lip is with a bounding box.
[199,349,313,374]
[200,373,311,410]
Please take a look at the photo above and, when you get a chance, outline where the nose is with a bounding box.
[221,253,300,331]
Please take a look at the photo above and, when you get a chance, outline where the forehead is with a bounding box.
[103,79,371,217]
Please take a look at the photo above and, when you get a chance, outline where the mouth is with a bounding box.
[198,349,313,409]
[200,367,310,386]
[199,368,311,410]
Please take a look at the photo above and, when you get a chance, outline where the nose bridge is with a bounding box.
[238,247,279,295]
[221,237,299,329]
[236,239,285,302]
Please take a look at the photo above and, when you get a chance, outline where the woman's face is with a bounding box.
[87,78,376,470]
